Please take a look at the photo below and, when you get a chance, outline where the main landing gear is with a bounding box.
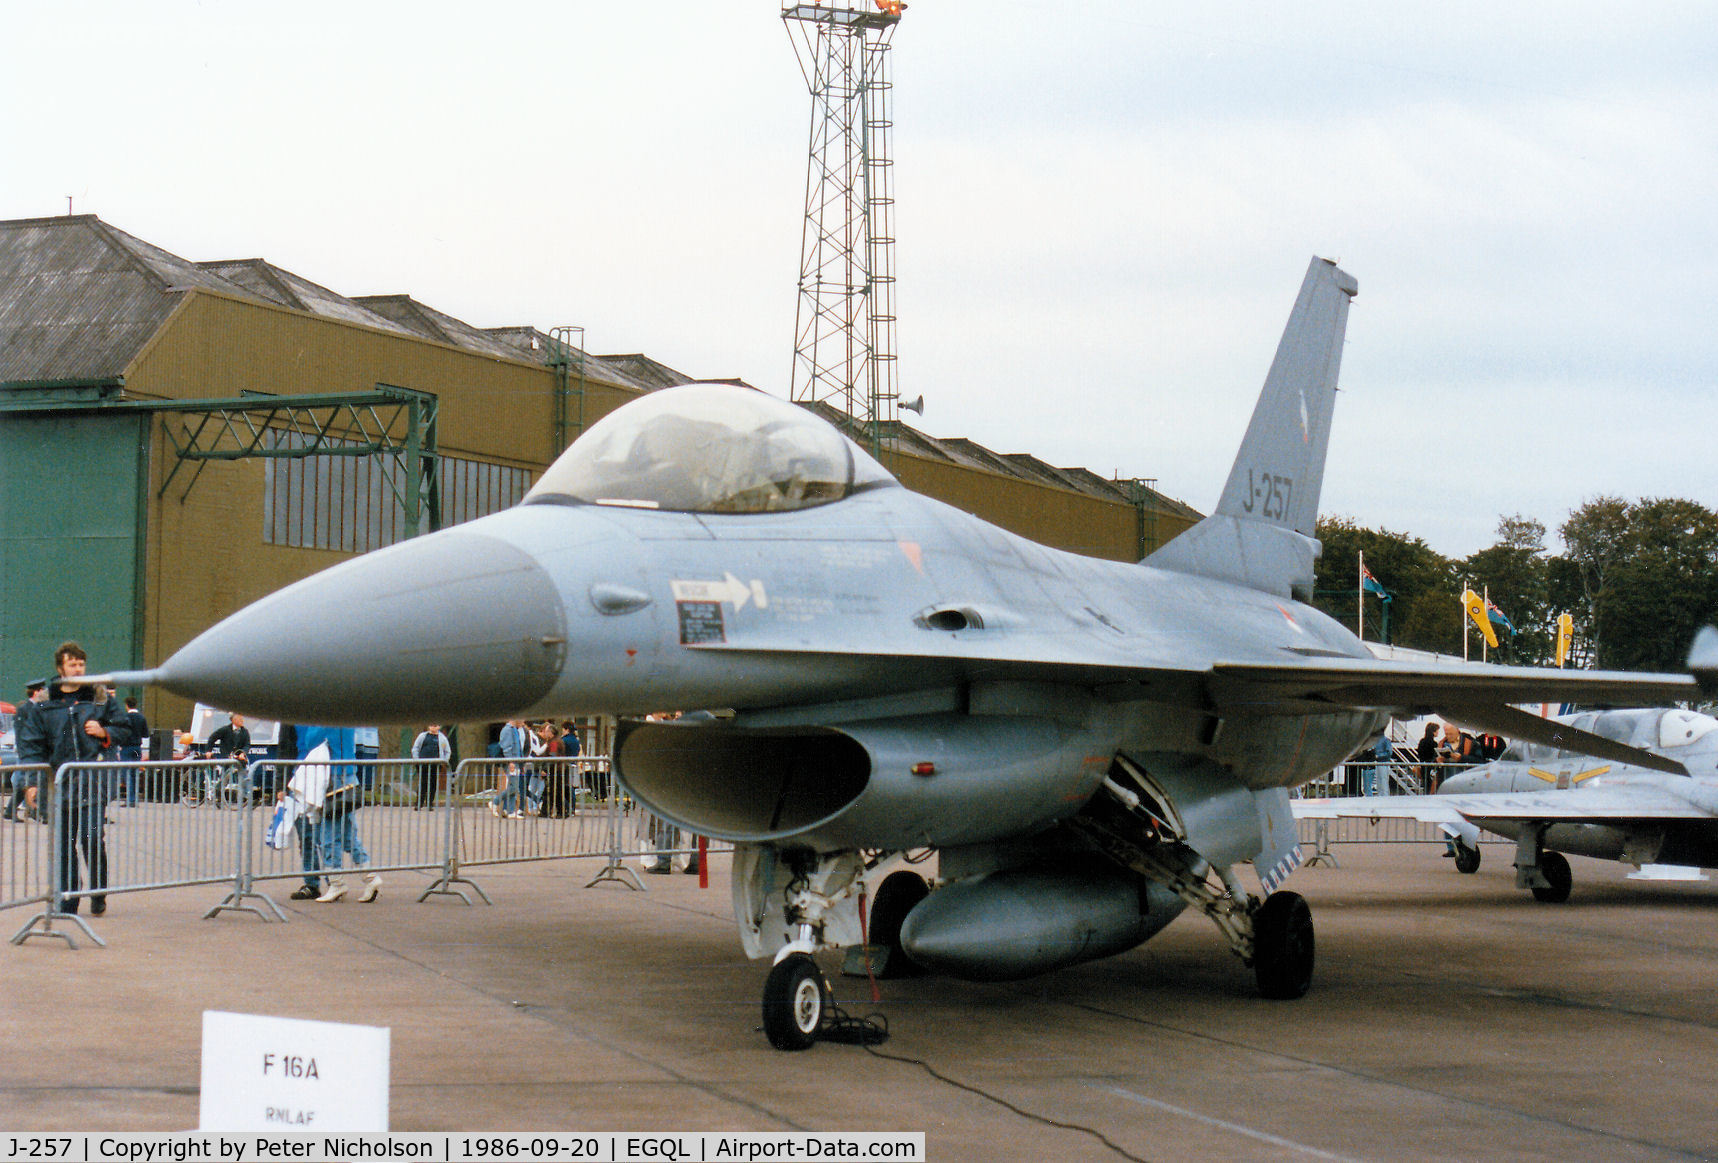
[1252,890,1315,1000]
[1514,827,1572,903]
[1453,839,1482,874]
[1069,798,1318,1001]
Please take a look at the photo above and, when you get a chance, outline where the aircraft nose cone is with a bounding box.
[158,529,566,724]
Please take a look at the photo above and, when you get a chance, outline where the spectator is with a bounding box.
[553,721,582,817]
[208,713,252,764]
[276,727,324,901]
[410,724,451,809]
[536,721,571,818]
[354,726,380,789]
[1368,733,1393,797]
[278,778,323,901]
[1416,721,1442,792]
[315,765,381,904]
[493,719,530,818]
[7,680,47,822]
[524,721,551,815]
[16,642,133,916]
[119,696,148,808]
[1443,722,1477,767]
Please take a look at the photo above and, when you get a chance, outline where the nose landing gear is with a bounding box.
[762,952,830,1051]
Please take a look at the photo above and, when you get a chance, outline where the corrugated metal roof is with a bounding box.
[199,259,416,336]
[483,328,672,395]
[352,294,527,361]
[799,405,1199,517]
[0,216,243,385]
[597,353,698,390]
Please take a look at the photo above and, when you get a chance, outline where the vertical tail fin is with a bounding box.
[1147,258,1358,599]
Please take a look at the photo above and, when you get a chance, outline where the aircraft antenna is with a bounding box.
[783,2,905,456]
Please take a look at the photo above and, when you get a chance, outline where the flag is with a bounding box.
[1555,613,1573,667]
[1360,564,1390,599]
[1485,599,1516,636]
[1462,589,1498,649]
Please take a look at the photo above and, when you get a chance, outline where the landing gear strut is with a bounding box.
[1068,796,1317,1000]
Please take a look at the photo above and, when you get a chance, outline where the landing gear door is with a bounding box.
[732,843,867,961]
[1252,787,1302,894]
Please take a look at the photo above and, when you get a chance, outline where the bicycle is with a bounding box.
[179,757,246,809]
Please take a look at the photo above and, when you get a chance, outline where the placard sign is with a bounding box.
[200,1010,390,1131]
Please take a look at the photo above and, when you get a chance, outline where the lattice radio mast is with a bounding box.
[783,2,904,452]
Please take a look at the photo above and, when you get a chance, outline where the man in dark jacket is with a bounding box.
[6,679,46,821]
[120,696,149,807]
[17,642,133,915]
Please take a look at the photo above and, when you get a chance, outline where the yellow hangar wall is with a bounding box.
[127,290,575,466]
[884,454,1196,563]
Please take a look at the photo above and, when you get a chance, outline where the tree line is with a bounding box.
[1312,497,1718,674]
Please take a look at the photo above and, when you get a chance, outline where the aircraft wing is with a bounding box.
[1293,785,1715,828]
[672,643,1696,772]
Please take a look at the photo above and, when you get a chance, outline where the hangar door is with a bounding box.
[0,413,148,696]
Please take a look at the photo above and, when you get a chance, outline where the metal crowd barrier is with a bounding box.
[8,759,281,947]
[440,756,640,897]
[1,763,54,914]
[243,756,460,913]
[1294,760,1509,867]
[4,754,746,950]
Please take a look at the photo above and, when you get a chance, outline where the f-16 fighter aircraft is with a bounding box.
[107,258,1698,1050]
[1294,706,1718,901]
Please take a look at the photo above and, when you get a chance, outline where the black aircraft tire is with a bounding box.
[1253,890,1315,1000]
[1531,851,1573,903]
[762,954,828,1051]
[1454,842,1482,875]
[867,871,931,978]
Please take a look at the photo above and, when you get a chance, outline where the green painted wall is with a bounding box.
[0,412,147,699]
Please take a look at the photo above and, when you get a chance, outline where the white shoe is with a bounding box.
[489,802,501,817]
[359,873,381,903]
[316,882,348,903]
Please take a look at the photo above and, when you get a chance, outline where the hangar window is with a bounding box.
[526,383,896,514]
[264,434,531,552]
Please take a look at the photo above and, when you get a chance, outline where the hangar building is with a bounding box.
[0,214,1199,750]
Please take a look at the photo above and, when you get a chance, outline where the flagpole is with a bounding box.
[1357,551,1365,641]
[1461,583,1469,662]
[1482,585,1489,663]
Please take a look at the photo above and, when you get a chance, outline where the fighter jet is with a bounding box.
[105,258,1698,1050]
[1293,706,1718,901]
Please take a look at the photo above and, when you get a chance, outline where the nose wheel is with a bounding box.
[762,953,830,1051]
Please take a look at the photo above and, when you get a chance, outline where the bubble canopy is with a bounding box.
[525,383,898,514]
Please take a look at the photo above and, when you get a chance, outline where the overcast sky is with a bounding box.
[5,1,1713,559]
